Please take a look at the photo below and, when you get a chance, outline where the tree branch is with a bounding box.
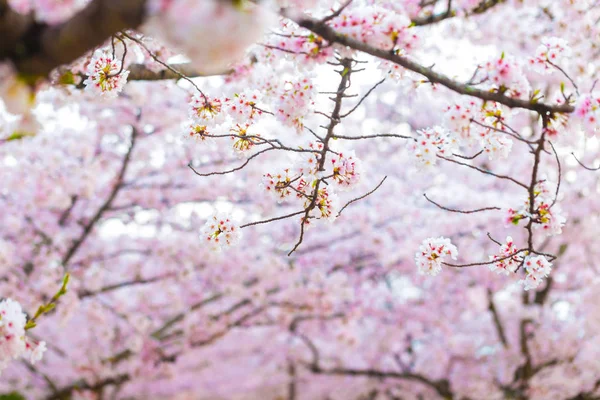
[1,0,147,77]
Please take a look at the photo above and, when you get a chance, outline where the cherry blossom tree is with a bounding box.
[1,0,600,399]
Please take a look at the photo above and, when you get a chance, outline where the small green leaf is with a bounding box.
[58,70,75,85]
[0,392,26,400]
[5,131,29,141]
[24,320,37,331]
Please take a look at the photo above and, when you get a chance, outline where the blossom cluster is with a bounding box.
[330,151,362,189]
[521,255,552,291]
[573,93,600,135]
[506,180,566,236]
[480,53,530,98]
[274,76,315,132]
[528,37,572,74]
[408,126,457,167]
[201,214,242,251]
[0,299,46,375]
[488,236,522,275]
[415,237,458,276]
[329,6,418,53]
[262,169,295,203]
[444,100,513,159]
[83,49,130,99]
[265,32,334,65]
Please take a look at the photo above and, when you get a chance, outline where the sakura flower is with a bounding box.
[572,93,600,135]
[310,186,340,222]
[481,53,530,98]
[189,94,223,123]
[274,76,315,132]
[520,255,552,291]
[223,91,264,124]
[262,169,296,202]
[201,213,242,250]
[488,236,522,275]
[505,180,565,236]
[482,131,513,160]
[415,237,458,276]
[187,123,210,142]
[329,6,417,53]
[230,123,261,153]
[528,37,572,74]
[25,340,46,365]
[0,298,27,374]
[409,126,458,167]
[330,151,362,190]
[83,50,130,98]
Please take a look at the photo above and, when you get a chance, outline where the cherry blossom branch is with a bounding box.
[340,77,386,118]
[412,0,504,26]
[571,152,600,171]
[524,120,548,252]
[46,374,130,400]
[288,15,574,114]
[438,154,529,189]
[306,363,454,398]
[469,119,536,145]
[548,141,561,208]
[423,193,501,214]
[240,210,307,228]
[320,0,353,23]
[488,289,508,348]
[188,147,274,177]
[288,58,353,255]
[547,60,579,95]
[452,150,484,160]
[337,176,387,217]
[127,63,231,80]
[0,0,147,76]
[443,249,528,268]
[61,126,138,268]
[119,30,208,99]
[332,132,413,140]
[78,274,173,298]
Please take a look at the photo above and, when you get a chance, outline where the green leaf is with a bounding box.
[0,392,27,400]
[5,131,29,141]
[24,320,36,331]
[58,70,75,85]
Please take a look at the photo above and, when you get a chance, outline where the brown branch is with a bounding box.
[413,0,505,26]
[438,155,528,189]
[423,193,501,214]
[46,374,129,400]
[1,0,147,77]
[78,274,173,298]
[571,152,600,171]
[127,62,230,80]
[337,176,387,217]
[488,289,508,348]
[61,127,137,267]
[290,15,573,114]
[307,364,453,399]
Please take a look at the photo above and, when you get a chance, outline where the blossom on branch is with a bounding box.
[415,237,458,276]
[488,236,522,275]
[521,255,552,291]
[201,213,242,250]
[83,50,130,98]
[0,298,46,375]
